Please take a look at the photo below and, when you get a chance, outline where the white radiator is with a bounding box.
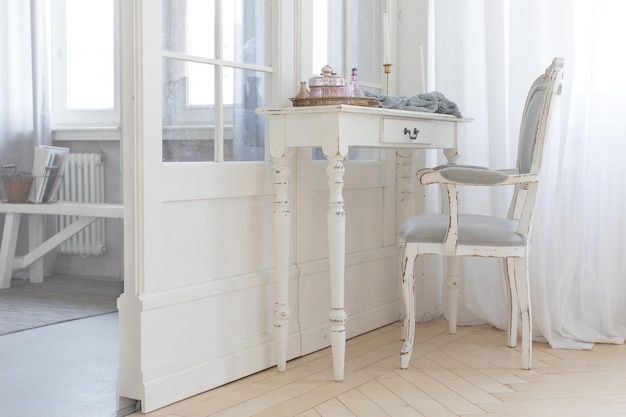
[56,153,107,256]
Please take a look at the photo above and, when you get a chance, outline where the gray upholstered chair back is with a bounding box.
[509,59,564,226]
[517,59,564,176]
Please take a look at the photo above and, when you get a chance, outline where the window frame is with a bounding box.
[161,0,273,163]
[300,0,390,92]
[49,0,121,138]
[300,0,392,162]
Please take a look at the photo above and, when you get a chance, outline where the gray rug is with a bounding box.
[0,275,122,335]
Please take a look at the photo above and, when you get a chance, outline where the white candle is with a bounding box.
[383,13,391,64]
[419,44,426,93]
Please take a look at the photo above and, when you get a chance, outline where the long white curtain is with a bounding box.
[0,0,53,274]
[432,0,626,349]
[0,0,50,167]
[1,1,35,170]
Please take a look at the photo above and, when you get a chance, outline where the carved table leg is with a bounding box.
[397,149,416,341]
[273,151,293,372]
[397,149,417,225]
[326,154,347,382]
[443,148,461,165]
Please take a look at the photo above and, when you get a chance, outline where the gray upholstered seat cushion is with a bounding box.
[398,214,526,246]
[438,167,508,184]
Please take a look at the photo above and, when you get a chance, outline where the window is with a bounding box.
[161,0,272,163]
[50,0,120,130]
[308,0,386,161]
[311,0,383,92]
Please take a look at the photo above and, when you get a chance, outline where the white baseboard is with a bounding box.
[140,332,300,413]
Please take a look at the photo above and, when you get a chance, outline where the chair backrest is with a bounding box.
[517,58,564,176]
[509,58,564,233]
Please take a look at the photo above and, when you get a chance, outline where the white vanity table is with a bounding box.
[257,104,471,381]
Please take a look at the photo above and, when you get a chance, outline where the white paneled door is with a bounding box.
[116,1,285,412]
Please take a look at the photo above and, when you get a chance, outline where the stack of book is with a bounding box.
[28,145,69,204]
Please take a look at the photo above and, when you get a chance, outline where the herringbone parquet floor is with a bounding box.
[131,318,626,417]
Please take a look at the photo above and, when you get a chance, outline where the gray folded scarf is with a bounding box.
[365,91,463,118]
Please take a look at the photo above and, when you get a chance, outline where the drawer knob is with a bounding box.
[404,127,420,140]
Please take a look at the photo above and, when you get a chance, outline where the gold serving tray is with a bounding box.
[290,96,379,108]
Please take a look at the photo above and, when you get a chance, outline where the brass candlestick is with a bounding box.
[383,63,392,94]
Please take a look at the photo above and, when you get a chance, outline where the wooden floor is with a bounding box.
[131,318,626,417]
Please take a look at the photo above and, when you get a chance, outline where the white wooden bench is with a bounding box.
[0,202,123,289]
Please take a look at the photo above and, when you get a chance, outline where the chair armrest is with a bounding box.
[414,166,538,255]
[498,168,518,175]
[418,166,538,186]
[432,165,519,176]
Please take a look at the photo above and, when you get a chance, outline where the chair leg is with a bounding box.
[513,256,532,370]
[446,256,459,334]
[399,242,408,342]
[400,244,418,369]
[504,258,519,348]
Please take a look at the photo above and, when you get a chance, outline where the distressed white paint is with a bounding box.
[272,149,293,371]
[325,154,347,381]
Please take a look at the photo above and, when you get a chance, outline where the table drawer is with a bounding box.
[381,118,455,147]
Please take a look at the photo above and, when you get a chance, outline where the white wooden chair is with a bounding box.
[398,58,564,370]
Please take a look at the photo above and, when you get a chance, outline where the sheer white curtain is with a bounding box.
[1,0,53,274]
[432,0,626,349]
[0,0,50,169]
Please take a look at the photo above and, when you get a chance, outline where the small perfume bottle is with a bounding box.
[346,67,364,97]
[295,81,310,99]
